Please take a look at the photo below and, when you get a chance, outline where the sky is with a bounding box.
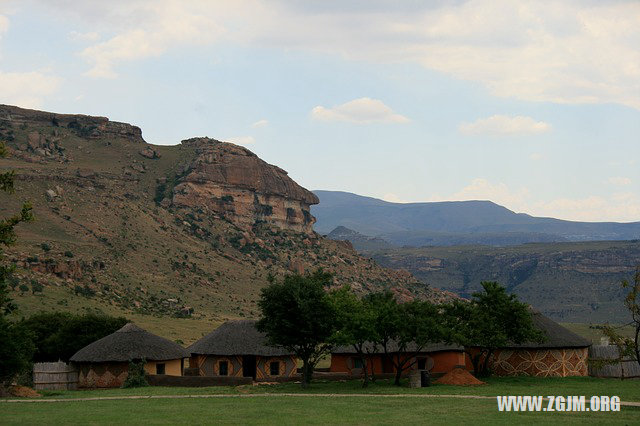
[1,0,639,222]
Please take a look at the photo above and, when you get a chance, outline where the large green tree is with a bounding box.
[0,141,35,390]
[20,312,128,362]
[445,281,543,377]
[363,291,449,385]
[256,269,336,388]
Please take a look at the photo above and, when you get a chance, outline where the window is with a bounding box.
[352,358,364,369]
[219,360,228,376]
[156,363,166,375]
[270,361,280,376]
[417,358,426,370]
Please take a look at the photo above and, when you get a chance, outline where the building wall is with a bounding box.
[76,359,184,388]
[330,351,465,376]
[76,362,128,388]
[144,359,183,376]
[192,354,297,380]
[465,347,589,377]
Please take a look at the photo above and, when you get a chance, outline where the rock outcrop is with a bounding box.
[172,138,319,234]
[0,104,144,143]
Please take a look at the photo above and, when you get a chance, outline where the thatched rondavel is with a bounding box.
[188,320,297,380]
[486,311,592,377]
[70,323,189,388]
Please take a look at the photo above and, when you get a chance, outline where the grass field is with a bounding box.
[2,377,639,425]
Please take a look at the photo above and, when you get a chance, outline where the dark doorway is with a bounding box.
[242,355,257,379]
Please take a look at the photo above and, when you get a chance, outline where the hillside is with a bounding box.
[364,240,640,323]
[0,105,453,343]
[312,190,640,246]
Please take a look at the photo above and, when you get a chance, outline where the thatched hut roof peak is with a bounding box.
[70,322,189,363]
[188,320,292,357]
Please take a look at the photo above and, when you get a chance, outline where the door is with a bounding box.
[242,355,256,379]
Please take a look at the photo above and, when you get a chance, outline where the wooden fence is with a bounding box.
[33,361,78,390]
[588,345,640,379]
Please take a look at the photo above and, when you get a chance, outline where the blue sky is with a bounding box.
[1,0,639,222]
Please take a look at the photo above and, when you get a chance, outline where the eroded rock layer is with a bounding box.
[172,138,319,234]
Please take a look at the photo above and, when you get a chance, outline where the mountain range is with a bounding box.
[312,190,640,247]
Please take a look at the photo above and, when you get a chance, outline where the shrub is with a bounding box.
[122,359,148,388]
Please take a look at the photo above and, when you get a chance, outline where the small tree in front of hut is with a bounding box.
[445,281,543,377]
[257,269,336,388]
[329,286,377,387]
[601,266,640,374]
[122,359,148,388]
[388,299,448,386]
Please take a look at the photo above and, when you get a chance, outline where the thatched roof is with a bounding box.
[332,342,463,355]
[504,311,591,349]
[70,323,189,363]
[188,320,292,356]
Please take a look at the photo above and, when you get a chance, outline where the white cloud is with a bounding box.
[531,193,640,222]
[449,178,530,211]
[459,115,551,136]
[311,97,409,124]
[608,176,632,186]
[226,136,255,146]
[79,2,224,78]
[68,31,100,42]
[32,1,640,108]
[0,14,8,35]
[530,153,544,161]
[433,178,640,222]
[251,119,269,128]
[0,71,60,108]
[382,193,407,203]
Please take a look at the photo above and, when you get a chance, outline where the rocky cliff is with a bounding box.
[0,105,452,341]
[170,137,319,234]
[0,104,144,144]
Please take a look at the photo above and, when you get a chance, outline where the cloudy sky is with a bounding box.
[1,0,639,222]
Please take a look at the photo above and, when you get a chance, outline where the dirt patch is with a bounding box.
[435,368,486,386]
[9,385,41,398]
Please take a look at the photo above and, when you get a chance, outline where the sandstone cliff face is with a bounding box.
[172,138,319,234]
[0,104,144,143]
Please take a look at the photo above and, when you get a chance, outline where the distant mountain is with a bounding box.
[312,190,640,246]
[365,240,640,323]
[327,226,393,251]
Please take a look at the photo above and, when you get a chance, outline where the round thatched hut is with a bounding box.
[70,323,189,388]
[188,320,297,381]
[487,311,591,377]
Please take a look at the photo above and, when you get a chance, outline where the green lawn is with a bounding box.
[27,376,640,402]
[2,394,638,425]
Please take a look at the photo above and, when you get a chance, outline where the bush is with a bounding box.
[64,251,74,258]
[40,243,51,252]
[122,359,148,388]
[20,312,127,362]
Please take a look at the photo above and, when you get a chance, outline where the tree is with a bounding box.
[601,267,640,374]
[444,281,544,377]
[329,286,377,387]
[387,300,448,386]
[0,141,35,390]
[20,312,128,362]
[256,269,336,388]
